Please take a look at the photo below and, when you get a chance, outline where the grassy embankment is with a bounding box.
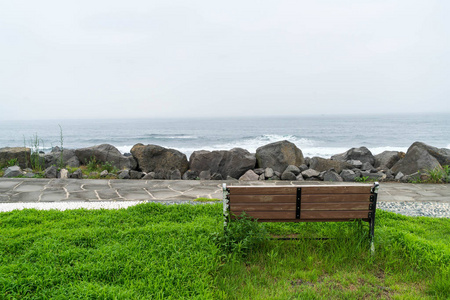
[0,203,449,299]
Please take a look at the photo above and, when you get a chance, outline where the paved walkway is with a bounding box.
[0,178,449,203]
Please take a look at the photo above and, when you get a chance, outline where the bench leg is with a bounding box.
[222,183,229,232]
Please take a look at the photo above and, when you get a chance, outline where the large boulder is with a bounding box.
[189,148,256,179]
[255,140,304,173]
[0,147,31,169]
[75,144,137,170]
[130,144,189,176]
[44,149,80,169]
[391,143,444,175]
[331,147,375,165]
[3,166,23,177]
[309,157,352,174]
[374,151,404,169]
[407,142,450,166]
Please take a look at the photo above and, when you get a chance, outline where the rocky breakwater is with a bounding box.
[1,141,449,183]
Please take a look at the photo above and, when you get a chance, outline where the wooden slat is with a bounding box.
[302,194,370,203]
[301,185,372,194]
[228,186,297,195]
[231,211,296,220]
[230,203,294,212]
[300,210,370,220]
[250,219,370,223]
[229,195,296,203]
[301,202,370,211]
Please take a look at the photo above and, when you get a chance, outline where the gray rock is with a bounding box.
[118,170,130,179]
[284,165,300,175]
[130,170,144,179]
[44,149,80,169]
[253,168,265,175]
[142,172,156,180]
[69,169,83,179]
[304,157,311,167]
[408,142,450,166]
[226,175,239,181]
[309,157,352,174]
[23,173,35,178]
[255,140,304,173]
[51,146,61,153]
[332,147,375,165]
[274,171,281,178]
[348,160,363,169]
[301,169,320,179]
[258,173,265,181]
[298,164,309,172]
[0,147,31,169]
[374,151,404,169]
[323,170,343,182]
[76,144,137,170]
[189,148,256,179]
[100,170,109,177]
[395,172,404,181]
[271,175,281,180]
[361,162,375,171]
[60,169,69,179]
[44,165,58,178]
[211,173,223,180]
[182,170,198,180]
[199,170,211,180]
[392,144,442,175]
[401,172,421,183]
[281,170,297,181]
[169,169,182,180]
[239,169,259,181]
[3,166,23,177]
[296,174,305,181]
[361,171,385,180]
[264,167,274,178]
[318,171,326,181]
[340,169,358,182]
[131,144,188,177]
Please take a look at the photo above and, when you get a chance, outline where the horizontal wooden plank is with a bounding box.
[228,186,297,195]
[301,185,372,195]
[302,194,371,203]
[229,195,296,203]
[230,203,295,211]
[231,211,296,220]
[248,219,370,223]
[300,210,370,220]
[301,202,370,211]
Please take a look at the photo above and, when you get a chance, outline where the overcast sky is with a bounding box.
[1,0,449,120]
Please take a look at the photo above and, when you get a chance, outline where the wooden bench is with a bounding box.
[222,183,380,243]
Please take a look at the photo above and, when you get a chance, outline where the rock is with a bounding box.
[23,173,35,178]
[391,144,442,175]
[284,165,300,175]
[304,157,311,167]
[44,165,58,178]
[258,173,265,180]
[253,168,264,175]
[401,172,420,183]
[239,170,259,181]
[340,169,358,182]
[348,160,363,169]
[395,172,404,181]
[264,167,274,178]
[255,140,304,173]
[298,164,309,172]
[332,147,375,165]
[211,173,223,180]
[361,162,375,171]
[309,157,352,174]
[323,170,343,182]
[69,169,83,179]
[318,171,326,181]
[169,169,182,180]
[361,171,385,180]
[76,144,137,170]
[44,149,80,169]
[0,147,31,169]
[118,170,130,179]
[60,169,69,179]
[226,175,239,181]
[189,148,256,179]
[182,170,198,180]
[142,172,156,180]
[3,166,23,177]
[199,170,211,180]
[408,142,450,166]
[51,146,61,153]
[296,174,304,181]
[271,175,281,180]
[374,151,404,169]
[281,170,297,181]
[301,169,320,179]
[130,170,144,179]
[100,170,109,177]
[131,144,188,177]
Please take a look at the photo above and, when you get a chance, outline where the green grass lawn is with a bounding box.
[1,203,449,299]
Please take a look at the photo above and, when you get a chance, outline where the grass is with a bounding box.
[0,204,449,299]
[193,197,221,202]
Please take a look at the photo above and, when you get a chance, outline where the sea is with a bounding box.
[0,113,449,159]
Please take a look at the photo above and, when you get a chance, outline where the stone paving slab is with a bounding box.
[0,178,449,204]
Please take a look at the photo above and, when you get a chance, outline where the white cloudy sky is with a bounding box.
[1,0,449,120]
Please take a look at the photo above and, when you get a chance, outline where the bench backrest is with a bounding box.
[225,184,377,222]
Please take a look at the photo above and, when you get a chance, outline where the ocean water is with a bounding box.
[0,114,448,159]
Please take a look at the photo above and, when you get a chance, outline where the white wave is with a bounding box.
[117,145,133,154]
[447,144,450,149]
[152,135,198,139]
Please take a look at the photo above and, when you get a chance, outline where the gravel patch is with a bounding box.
[377,202,450,218]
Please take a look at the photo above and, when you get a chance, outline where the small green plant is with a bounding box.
[355,176,369,183]
[426,166,446,183]
[212,212,270,258]
[443,165,450,183]
[29,133,45,171]
[86,157,99,172]
[7,158,18,167]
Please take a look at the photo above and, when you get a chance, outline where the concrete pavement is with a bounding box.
[0,178,449,204]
